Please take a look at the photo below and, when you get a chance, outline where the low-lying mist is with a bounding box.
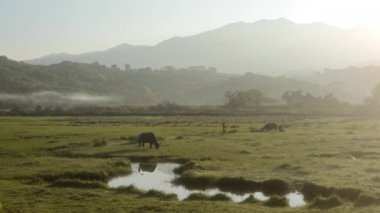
[0,91,119,108]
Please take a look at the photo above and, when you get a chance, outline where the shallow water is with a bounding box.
[108,163,306,207]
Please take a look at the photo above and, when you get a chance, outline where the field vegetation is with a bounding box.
[1,115,380,212]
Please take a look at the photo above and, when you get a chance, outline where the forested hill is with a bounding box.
[0,56,341,106]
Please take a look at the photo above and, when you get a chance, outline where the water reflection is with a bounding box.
[108,163,306,207]
[138,163,157,173]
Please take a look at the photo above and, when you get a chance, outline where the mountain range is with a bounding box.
[26,18,380,75]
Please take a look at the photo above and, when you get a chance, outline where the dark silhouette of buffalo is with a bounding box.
[261,123,285,132]
[138,163,157,173]
[138,132,160,149]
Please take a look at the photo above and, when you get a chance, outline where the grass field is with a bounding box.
[1,116,380,212]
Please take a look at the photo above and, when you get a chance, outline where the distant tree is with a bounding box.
[225,89,265,108]
[161,66,176,71]
[323,93,340,107]
[365,84,380,106]
[282,90,342,109]
[124,64,132,71]
[282,90,305,107]
[34,105,42,112]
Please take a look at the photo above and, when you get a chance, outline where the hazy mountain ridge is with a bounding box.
[0,56,343,106]
[25,18,380,75]
[297,66,380,103]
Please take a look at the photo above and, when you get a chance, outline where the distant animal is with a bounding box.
[138,163,157,173]
[261,123,284,132]
[138,132,160,149]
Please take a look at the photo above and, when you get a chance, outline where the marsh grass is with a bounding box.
[173,161,195,175]
[209,193,232,201]
[51,179,106,189]
[114,185,144,195]
[310,195,342,209]
[184,193,211,201]
[175,173,289,196]
[92,139,107,147]
[355,193,379,207]
[264,196,287,207]
[301,182,361,202]
[140,190,177,200]
[241,195,259,204]
[2,116,380,212]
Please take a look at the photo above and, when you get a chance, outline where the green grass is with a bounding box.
[1,116,380,212]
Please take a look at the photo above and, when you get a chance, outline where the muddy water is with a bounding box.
[108,163,306,207]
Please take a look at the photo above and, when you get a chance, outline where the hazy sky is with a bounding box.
[1,0,380,60]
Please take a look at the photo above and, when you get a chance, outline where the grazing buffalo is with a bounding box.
[138,132,160,149]
[138,163,157,173]
[261,123,284,132]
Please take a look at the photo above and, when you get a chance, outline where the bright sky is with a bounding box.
[1,0,380,60]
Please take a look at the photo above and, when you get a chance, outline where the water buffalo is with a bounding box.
[138,132,160,149]
[138,163,157,173]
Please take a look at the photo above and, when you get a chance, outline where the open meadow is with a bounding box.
[1,116,380,212]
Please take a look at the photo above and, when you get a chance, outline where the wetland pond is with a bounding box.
[108,163,305,207]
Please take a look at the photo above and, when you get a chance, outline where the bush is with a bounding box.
[310,195,342,209]
[264,196,288,207]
